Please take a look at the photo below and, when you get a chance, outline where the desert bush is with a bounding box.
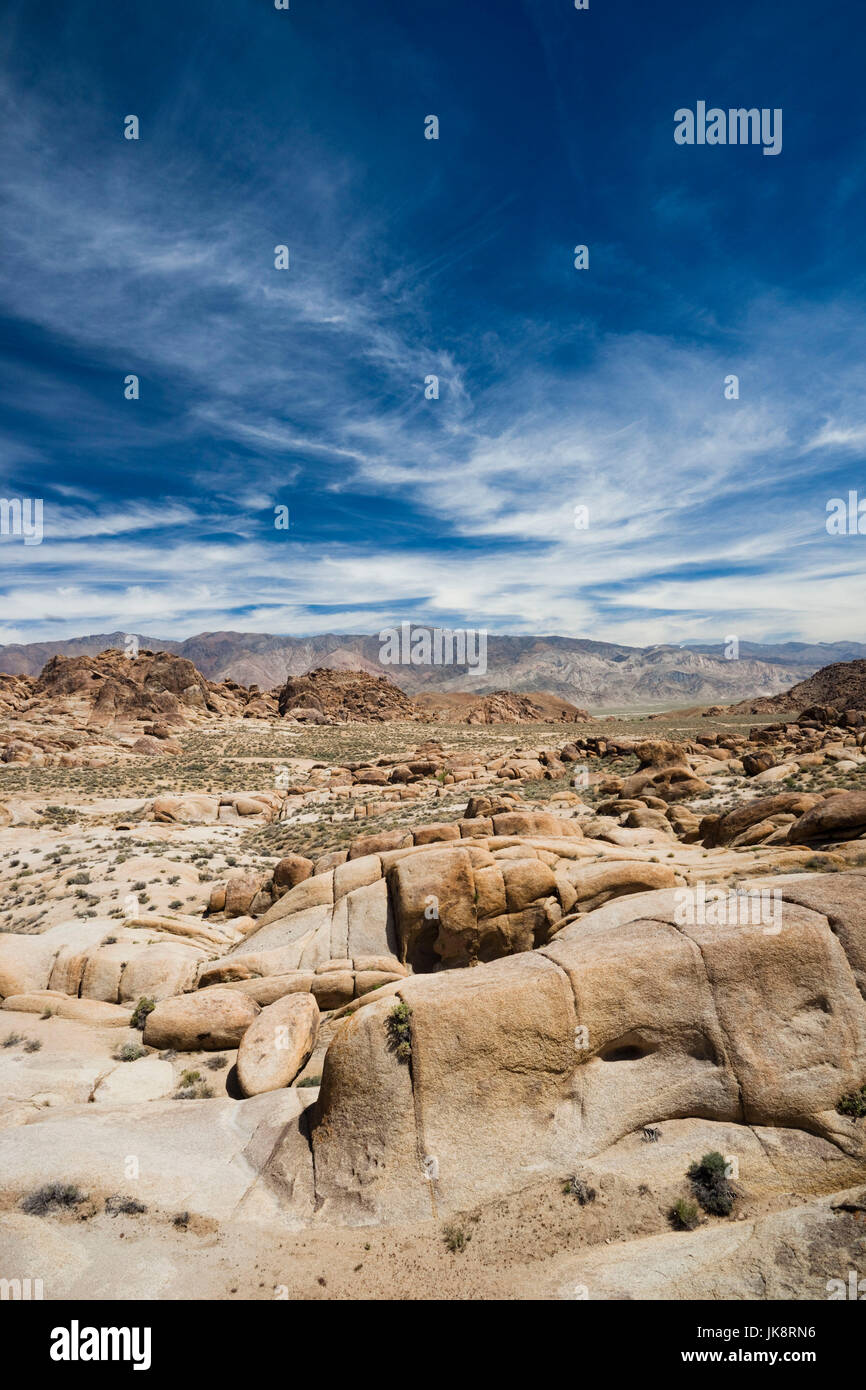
[562,1175,596,1205]
[670,1198,700,1231]
[385,1001,412,1062]
[21,1183,85,1216]
[130,997,156,1030]
[837,1083,866,1119]
[104,1195,147,1217]
[688,1150,736,1216]
[442,1222,469,1252]
[174,1078,213,1100]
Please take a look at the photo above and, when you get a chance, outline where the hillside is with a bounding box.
[734,659,866,716]
[412,689,591,723]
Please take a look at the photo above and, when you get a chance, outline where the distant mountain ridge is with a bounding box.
[0,631,863,709]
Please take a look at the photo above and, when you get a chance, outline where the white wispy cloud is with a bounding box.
[0,64,865,650]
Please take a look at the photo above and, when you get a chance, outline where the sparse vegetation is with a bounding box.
[442,1221,469,1253]
[837,1083,866,1119]
[21,1183,85,1216]
[104,1195,147,1216]
[670,1197,700,1231]
[562,1175,596,1205]
[113,1043,148,1062]
[174,1075,214,1100]
[130,997,156,1030]
[386,1000,412,1062]
[687,1150,736,1217]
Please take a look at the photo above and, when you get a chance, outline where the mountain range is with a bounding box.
[1,633,864,709]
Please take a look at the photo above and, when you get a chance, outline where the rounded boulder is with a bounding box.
[143,988,260,1051]
[236,993,319,1096]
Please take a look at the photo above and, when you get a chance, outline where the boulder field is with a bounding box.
[1,693,865,1299]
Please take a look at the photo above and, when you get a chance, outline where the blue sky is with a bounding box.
[1,0,864,646]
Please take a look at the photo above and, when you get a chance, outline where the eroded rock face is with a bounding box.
[228,837,583,976]
[386,845,567,969]
[306,874,866,1223]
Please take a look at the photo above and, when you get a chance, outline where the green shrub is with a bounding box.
[837,1083,866,1119]
[113,1043,147,1062]
[297,1074,322,1088]
[385,1001,412,1063]
[688,1150,736,1217]
[670,1198,700,1231]
[130,997,156,1030]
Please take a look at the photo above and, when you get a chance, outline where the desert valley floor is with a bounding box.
[0,653,865,1300]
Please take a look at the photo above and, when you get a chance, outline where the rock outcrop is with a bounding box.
[308,873,866,1223]
[278,668,416,722]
